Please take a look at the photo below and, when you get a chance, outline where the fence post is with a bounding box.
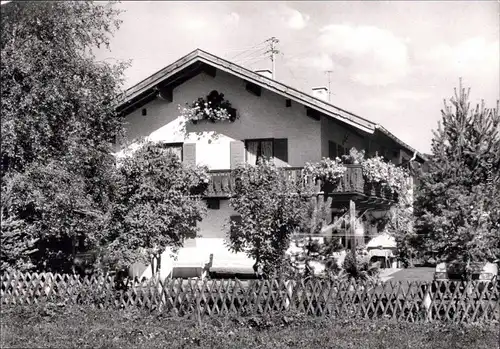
[422,283,432,322]
[196,282,202,327]
[285,279,295,311]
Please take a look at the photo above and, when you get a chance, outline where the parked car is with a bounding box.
[433,261,498,295]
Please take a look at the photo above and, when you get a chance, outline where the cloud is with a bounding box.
[225,12,240,25]
[317,24,410,86]
[288,53,335,71]
[183,18,208,31]
[286,9,310,30]
[363,89,431,111]
[420,37,498,76]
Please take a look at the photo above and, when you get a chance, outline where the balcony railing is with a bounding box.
[205,165,398,202]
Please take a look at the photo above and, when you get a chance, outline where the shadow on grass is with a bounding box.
[1,304,498,349]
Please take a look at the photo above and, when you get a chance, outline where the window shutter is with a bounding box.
[328,141,337,159]
[230,141,245,169]
[183,143,196,166]
[273,138,288,166]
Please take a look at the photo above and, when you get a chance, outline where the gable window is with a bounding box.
[160,142,183,161]
[328,140,347,159]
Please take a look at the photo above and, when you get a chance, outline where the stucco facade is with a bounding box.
[118,66,417,279]
[119,70,323,169]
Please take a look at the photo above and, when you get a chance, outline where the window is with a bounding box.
[206,198,220,210]
[160,142,183,161]
[244,138,288,166]
[328,141,347,159]
[245,139,273,165]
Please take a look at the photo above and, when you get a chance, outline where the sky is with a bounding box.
[96,1,500,154]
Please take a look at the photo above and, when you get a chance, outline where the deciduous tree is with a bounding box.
[227,160,309,276]
[1,1,127,272]
[103,142,209,271]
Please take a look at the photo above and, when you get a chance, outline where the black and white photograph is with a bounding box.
[1,1,499,348]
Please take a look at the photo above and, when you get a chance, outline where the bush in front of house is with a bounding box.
[227,159,310,277]
[101,141,209,272]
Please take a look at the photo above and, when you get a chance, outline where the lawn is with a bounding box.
[1,304,498,349]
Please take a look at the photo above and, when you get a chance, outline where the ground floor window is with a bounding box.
[160,142,183,161]
[245,139,273,165]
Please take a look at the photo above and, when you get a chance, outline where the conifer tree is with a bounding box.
[414,79,500,269]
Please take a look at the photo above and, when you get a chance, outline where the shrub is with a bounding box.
[227,160,309,277]
[102,141,208,271]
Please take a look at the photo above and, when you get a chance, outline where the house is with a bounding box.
[115,49,426,279]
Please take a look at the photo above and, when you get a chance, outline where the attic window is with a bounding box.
[286,99,292,107]
[142,108,147,116]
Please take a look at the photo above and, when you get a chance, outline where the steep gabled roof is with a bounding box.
[116,49,426,162]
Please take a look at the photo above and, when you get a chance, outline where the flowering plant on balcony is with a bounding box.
[179,90,237,123]
[361,155,409,194]
[361,156,390,185]
[304,157,347,185]
[341,147,366,164]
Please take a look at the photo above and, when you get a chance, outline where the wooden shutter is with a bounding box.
[230,141,245,169]
[328,141,337,159]
[273,138,288,166]
[183,143,196,166]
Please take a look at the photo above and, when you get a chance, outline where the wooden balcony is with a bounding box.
[205,165,398,207]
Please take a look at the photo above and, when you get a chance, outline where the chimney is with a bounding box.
[312,87,329,101]
[255,69,273,79]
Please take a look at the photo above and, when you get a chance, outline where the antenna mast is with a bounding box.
[325,70,333,102]
[265,37,280,79]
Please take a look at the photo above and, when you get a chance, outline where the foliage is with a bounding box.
[288,195,344,278]
[385,172,419,267]
[340,251,380,282]
[227,160,310,276]
[303,157,346,185]
[0,1,126,272]
[0,161,108,272]
[414,80,500,269]
[341,147,366,164]
[179,90,237,123]
[103,141,208,271]
[2,305,497,349]
[1,1,127,176]
[361,156,409,193]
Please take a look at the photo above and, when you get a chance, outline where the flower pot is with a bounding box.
[321,180,337,194]
[383,186,392,199]
[364,182,376,196]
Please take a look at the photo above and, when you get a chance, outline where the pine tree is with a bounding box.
[414,79,500,269]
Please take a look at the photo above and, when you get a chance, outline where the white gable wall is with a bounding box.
[120,70,322,168]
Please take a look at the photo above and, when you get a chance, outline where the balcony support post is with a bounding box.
[350,200,356,263]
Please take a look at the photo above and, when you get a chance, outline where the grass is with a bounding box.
[1,304,499,349]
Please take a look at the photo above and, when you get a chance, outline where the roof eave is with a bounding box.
[115,49,376,134]
[375,125,427,162]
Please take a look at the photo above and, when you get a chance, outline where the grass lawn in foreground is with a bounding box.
[1,304,498,349]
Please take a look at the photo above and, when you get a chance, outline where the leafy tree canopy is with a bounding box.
[1,1,127,272]
[227,160,310,277]
[103,142,209,271]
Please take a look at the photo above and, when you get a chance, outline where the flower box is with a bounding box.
[180,90,238,124]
